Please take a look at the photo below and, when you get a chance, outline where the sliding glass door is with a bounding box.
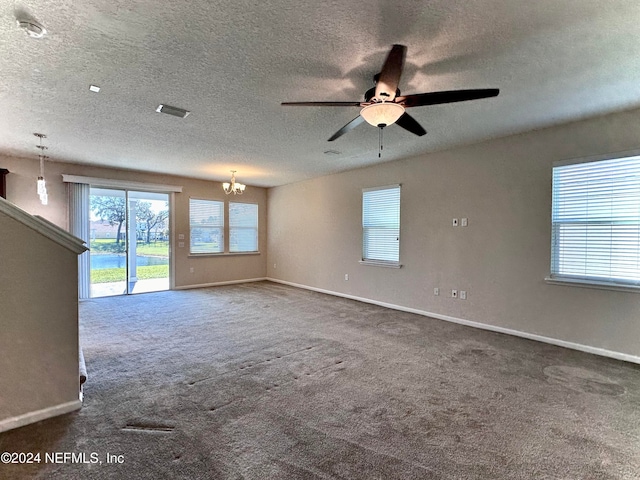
[89,188,169,297]
[126,191,170,294]
[89,188,127,296]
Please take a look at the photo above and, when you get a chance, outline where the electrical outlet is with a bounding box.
[451,289,458,298]
[189,267,194,273]
[273,263,277,269]
[461,218,468,227]
[344,274,349,281]
[178,233,185,240]
[178,242,185,248]
[460,290,467,300]
[434,287,439,296]
[452,218,459,227]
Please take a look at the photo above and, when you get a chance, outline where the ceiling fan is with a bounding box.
[282,44,499,142]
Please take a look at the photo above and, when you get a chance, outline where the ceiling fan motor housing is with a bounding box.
[365,86,401,103]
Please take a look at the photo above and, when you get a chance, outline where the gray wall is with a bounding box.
[267,107,640,359]
[0,155,268,288]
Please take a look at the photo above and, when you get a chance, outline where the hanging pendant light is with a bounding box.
[34,133,48,205]
[222,170,246,195]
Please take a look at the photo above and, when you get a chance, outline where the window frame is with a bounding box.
[548,154,640,291]
[229,201,259,253]
[189,198,224,255]
[360,184,402,268]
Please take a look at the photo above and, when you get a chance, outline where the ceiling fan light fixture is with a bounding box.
[360,102,405,127]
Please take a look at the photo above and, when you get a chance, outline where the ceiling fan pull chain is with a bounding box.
[378,126,383,158]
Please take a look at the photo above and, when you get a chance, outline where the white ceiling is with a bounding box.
[1,1,640,188]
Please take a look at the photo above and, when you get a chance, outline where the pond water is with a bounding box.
[91,255,168,269]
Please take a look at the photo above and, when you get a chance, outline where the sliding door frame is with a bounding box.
[64,175,182,298]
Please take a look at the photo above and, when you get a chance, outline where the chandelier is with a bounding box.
[222,170,245,195]
[34,133,48,205]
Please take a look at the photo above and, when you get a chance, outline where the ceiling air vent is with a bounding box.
[17,19,46,38]
[156,104,190,118]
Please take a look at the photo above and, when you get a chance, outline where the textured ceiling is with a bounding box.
[1,1,640,187]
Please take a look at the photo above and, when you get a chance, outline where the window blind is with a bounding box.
[69,182,91,299]
[551,156,640,285]
[229,202,258,252]
[189,199,224,254]
[362,185,400,264]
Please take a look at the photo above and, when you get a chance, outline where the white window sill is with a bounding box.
[359,260,402,269]
[545,276,640,293]
[189,251,261,258]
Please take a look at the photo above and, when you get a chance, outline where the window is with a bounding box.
[362,185,401,266]
[189,199,224,254]
[551,156,640,287]
[229,202,258,252]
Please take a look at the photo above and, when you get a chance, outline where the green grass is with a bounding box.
[90,239,169,256]
[137,242,169,256]
[90,238,125,253]
[91,265,169,284]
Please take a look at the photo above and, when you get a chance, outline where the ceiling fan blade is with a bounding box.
[398,88,499,107]
[374,44,406,101]
[395,113,427,136]
[328,115,365,141]
[282,101,362,107]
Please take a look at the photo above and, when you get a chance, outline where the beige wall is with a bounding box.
[267,107,640,358]
[0,212,80,425]
[3,106,639,360]
[0,155,267,288]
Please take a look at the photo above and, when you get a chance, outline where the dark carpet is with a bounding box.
[1,281,639,479]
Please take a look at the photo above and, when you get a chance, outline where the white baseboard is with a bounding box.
[0,400,82,434]
[174,277,267,291]
[267,277,640,365]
